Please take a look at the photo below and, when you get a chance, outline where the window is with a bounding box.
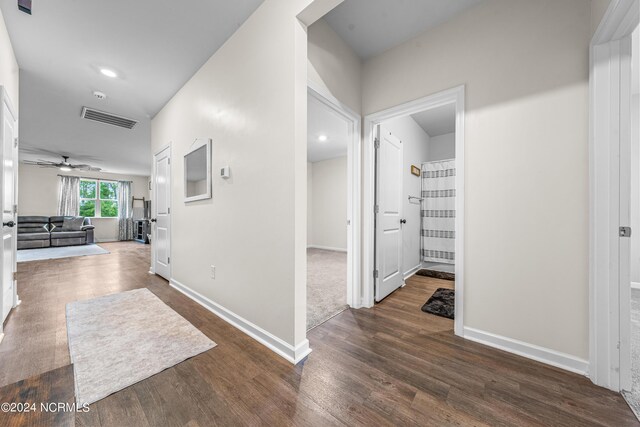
[79,179,118,218]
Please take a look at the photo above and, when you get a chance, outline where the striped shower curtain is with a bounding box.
[421,160,455,263]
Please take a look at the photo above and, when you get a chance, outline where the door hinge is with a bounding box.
[374,205,379,214]
[620,226,632,237]
[167,257,170,264]
[13,272,17,281]
[13,137,18,148]
[168,158,171,165]
[168,207,170,214]
[13,204,17,214]
[374,138,380,149]
[373,270,379,279]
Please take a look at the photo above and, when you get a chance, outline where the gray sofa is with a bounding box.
[17,216,95,250]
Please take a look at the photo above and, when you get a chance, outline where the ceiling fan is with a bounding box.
[23,155,102,172]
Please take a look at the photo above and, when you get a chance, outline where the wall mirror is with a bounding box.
[184,138,212,202]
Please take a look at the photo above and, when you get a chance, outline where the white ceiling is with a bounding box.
[324,0,483,59]
[308,96,349,163]
[411,103,456,137]
[1,0,263,176]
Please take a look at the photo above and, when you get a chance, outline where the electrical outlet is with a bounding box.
[210,265,216,279]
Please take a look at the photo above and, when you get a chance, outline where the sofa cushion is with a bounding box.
[18,216,49,224]
[62,217,85,231]
[18,224,49,233]
[17,232,50,241]
[50,231,86,239]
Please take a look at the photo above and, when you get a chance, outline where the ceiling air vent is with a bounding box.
[81,107,137,129]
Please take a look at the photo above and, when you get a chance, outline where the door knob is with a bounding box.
[3,221,15,227]
[400,219,407,224]
[150,218,157,223]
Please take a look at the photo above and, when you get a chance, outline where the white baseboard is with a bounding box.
[169,278,311,364]
[403,264,423,280]
[0,333,4,345]
[307,245,347,253]
[463,327,589,376]
[96,239,118,243]
[632,282,640,290]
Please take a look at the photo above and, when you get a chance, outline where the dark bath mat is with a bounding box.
[415,269,455,281]
[421,288,455,319]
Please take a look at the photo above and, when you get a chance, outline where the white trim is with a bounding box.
[403,264,422,280]
[307,82,362,308]
[170,278,312,364]
[95,239,118,243]
[307,245,347,252]
[632,282,640,290]
[363,85,465,337]
[464,327,589,376]
[589,0,640,392]
[0,333,4,344]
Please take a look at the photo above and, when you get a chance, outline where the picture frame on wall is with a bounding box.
[411,165,421,177]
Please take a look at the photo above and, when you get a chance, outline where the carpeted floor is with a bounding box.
[623,288,640,419]
[17,244,109,263]
[307,248,348,330]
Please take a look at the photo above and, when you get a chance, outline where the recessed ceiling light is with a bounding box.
[318,135,328,142]
[100,68,118,78]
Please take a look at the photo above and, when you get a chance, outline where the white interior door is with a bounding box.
[1,88,18,325]
[375,125,403,302]
[153,146,171,280]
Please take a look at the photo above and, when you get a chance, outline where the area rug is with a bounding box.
[17,244,109,263]
[421,288,455,319]
[415,269,455,281]
[307,248,348,330]
[623,289,640,420]
[66,288,216,406]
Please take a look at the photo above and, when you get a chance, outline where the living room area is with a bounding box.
[16,163,151,262]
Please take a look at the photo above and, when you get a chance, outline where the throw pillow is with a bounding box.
[62,217,85,231]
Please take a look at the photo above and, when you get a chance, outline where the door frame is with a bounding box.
[0,86,19,342]
[589,0,639,392]
[363,85,465,336]
[307,81,361,308]
[150,143,172,279]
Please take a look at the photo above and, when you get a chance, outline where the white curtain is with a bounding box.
[421,160,455,264]
[58,176,80,216]
[118,181,134,241]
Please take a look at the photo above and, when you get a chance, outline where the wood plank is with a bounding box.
[0,242,634,426]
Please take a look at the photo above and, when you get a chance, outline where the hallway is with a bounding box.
[0,244,637,425]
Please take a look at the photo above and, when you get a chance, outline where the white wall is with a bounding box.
[363,0,592,359]
[0,8,18,110]
[18,164,150,242]
[151,0,313,353]
[308,18,362,114]
[427,132,455,162]
[382,116,429,276]
[308,156,347,251]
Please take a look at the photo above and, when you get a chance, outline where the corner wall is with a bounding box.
[308,18,362,114]
[308,156,347,251]
[151,0,312,359]
[363,0,592,360]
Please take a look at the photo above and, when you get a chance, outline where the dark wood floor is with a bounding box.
[0,242,637,426]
